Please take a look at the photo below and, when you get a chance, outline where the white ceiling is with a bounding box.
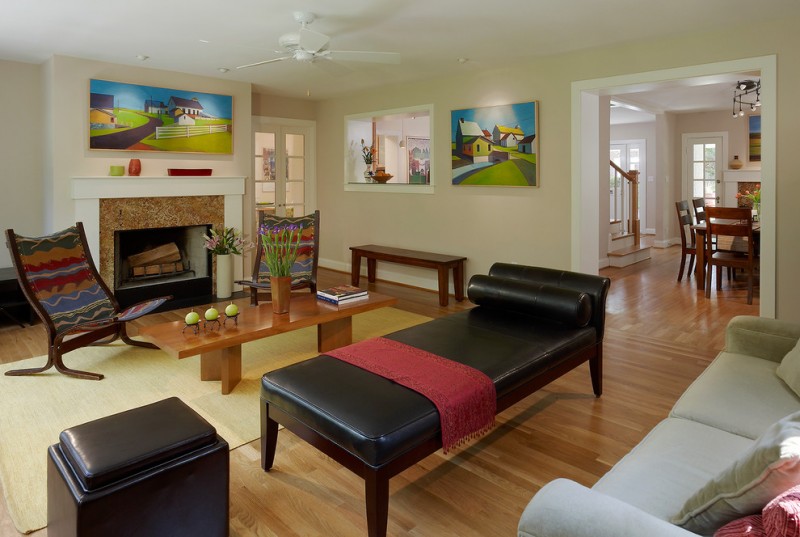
[0,0,794,106]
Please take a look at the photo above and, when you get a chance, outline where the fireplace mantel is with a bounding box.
[71,176,245,258]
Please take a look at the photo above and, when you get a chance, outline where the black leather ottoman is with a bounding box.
[47,397,229,537]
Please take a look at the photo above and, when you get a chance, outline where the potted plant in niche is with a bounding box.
[259,223,303,314]
[203,227,249,299]
[361,139,375,182]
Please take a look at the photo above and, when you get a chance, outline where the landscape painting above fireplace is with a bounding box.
[89,79,233,154]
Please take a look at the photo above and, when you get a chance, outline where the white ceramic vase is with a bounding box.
[216,254,232,299]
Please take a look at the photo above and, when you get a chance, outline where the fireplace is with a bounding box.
[114,224,213,309]
[71,175,246,311]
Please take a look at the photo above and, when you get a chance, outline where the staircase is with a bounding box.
[607,163,651,267]
[608,227,651,267]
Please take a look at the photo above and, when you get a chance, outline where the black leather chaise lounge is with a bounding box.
[260,263,611,537]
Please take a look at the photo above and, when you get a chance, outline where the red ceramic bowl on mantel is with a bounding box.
[167,169,213,176]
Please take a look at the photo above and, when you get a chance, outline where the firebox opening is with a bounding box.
[113,224,213,309]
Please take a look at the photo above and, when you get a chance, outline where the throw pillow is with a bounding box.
[671,410,800,534]
[714,515,766,537]
[776,339,800,397]
[763,484,800,537]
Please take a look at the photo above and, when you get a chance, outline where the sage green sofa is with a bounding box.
[518,315,800,537]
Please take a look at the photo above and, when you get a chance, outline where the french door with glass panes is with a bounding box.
[252,120,315,234]
[684,135,724,207]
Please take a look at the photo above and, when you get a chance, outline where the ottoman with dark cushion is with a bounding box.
[47,397,229,537]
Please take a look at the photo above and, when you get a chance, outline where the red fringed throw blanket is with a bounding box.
[325,337,496,453]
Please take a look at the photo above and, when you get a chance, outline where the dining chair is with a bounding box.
[674,201,697,281]
[237,210,320,306]
[4,223,171,380]
[704,206,759,305]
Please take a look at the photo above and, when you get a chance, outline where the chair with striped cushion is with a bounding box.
[4,223,170,380]
[237,211,319,306]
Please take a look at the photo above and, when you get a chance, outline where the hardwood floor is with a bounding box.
[0,245,759,536]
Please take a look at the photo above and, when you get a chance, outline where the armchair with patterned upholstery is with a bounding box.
[4,222,170,380]
[237,211,319,306]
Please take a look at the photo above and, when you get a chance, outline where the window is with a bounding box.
[344,104,434,194]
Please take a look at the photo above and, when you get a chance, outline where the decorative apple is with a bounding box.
[225,303,239,317]
[185,311,200,325]
[204,307,219,321]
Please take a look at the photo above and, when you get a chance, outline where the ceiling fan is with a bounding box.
[236,11,401,70]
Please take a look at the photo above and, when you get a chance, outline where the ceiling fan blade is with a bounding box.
[236,57,291,69]
[299,27,330,53]
[326,50,401,64]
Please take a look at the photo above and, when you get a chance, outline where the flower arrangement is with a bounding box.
[259,223,303,277]
[203,227,249,256]
[736,184,761,207]
[360,139,375,165]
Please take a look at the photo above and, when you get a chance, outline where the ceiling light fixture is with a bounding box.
[732,79,761,118]
[136,55,149,61]
[218,68,229,73]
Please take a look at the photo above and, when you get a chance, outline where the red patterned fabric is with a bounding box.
[714,515,766,537]
[764,485,800,537]
[325,337,496,453]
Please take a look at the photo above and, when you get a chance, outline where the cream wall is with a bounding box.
[0,60,44,267]
[312,15,800,321]
[43,55,253,231]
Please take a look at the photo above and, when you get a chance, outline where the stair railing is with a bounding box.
[609,161,640,245]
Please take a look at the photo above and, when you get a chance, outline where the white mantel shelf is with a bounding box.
[72,176,245,199]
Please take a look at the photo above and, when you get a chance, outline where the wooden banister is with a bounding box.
[609,161,641,245]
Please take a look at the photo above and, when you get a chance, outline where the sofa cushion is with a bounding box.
[763,484,800,537]
[713,515,766,536]
[593,417,752,522]
[671,411,800,534]
[776,340,800,398]
[670,352,800,440]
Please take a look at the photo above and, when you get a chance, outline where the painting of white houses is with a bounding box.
[492,124,524,147]
[451,101,538,186]
[89,79,232,153]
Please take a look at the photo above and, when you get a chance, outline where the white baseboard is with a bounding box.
[598,257,610,269]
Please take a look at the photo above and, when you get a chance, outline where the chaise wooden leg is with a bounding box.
[365,469,390,537]
[589,348,603,397]
[261,402,279,471]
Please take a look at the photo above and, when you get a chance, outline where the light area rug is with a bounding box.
[0,307,430,534]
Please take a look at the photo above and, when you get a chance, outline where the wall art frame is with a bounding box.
[451,101,538,187]
[406,136,430,184]
[748,113,761,163]
[89,79,233,154]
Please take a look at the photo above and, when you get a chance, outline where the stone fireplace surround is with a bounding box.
[72,176,245,302]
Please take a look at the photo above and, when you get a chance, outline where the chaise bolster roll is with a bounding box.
[468,274,592,328]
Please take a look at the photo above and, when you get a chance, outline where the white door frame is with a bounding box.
[571,55,776,318]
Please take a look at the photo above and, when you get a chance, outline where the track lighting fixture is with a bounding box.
[732,79,761,118]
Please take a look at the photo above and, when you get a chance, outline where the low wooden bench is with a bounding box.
[350,244,466,306]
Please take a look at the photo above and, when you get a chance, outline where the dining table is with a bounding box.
[691,219,761,291]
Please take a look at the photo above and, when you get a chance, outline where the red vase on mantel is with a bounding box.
[128,158,142,176]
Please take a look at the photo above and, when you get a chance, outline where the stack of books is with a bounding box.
[317,284,369,305]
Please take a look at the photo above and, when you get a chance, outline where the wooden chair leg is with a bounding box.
[4,354,55,376]
[52,348,104,380]
[365,470,390,537]
[261,402,279,471]
[688,254,695,279]
[120,327,158,349]
[677,253,686,281]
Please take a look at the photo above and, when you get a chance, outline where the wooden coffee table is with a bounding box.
[138,292,398,394]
